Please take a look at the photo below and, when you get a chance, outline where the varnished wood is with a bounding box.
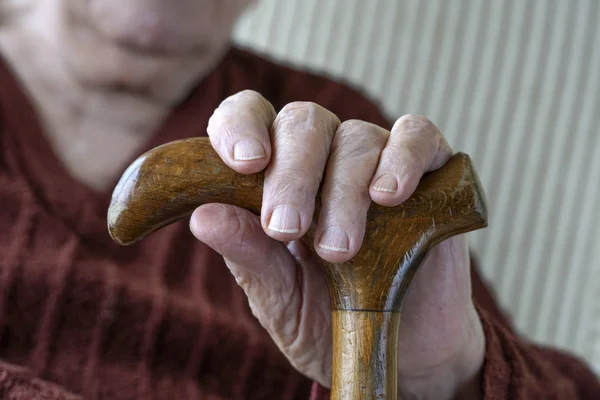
[332,311,400,400]
[107,137,488,399]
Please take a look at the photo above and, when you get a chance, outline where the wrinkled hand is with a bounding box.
[190,90,485,398]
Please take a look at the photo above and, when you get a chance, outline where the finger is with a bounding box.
[370,114,453,206]
[313,120,390,263]
[189,204,332,386]
[261,102,341,241]
[207,90,277,174]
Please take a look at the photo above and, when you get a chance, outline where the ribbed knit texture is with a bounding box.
[0,46,387,399]
[1,45,599,399]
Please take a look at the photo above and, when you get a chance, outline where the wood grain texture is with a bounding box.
[107,136,488,398]
[332,311,400,399]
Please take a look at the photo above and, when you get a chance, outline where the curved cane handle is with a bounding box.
[107,137,488,399]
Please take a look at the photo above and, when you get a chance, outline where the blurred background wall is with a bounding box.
[232,0,600,372]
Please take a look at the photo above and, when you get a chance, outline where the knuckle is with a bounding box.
[232,89,265,105]
[280,101,320,115]
[337,119,389,143]
[333,120,388,160]
[218,90,276,123]
[276,102,340,133]
[394,114,441,137]
[337,119,369,134]
[391,114,451,170]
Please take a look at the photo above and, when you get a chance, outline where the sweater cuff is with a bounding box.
[309,380,330,400]
[0,360,82,399]
[476,302,600,398]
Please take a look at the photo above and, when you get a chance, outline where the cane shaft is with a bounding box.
[332,311,400,400]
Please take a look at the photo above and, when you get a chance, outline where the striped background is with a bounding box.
[232,0,600,372]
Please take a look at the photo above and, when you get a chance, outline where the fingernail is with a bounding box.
[372,174,398,193]
[268,205,300,233]
[318,226,349,252]
[233,138,266,161]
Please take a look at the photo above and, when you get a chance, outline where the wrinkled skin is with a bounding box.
[0,0,251,190]
[191,94,484,398]
[0,1,484,398]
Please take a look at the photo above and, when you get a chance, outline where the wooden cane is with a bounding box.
[107,137,488,399]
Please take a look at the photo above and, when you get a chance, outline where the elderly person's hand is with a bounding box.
[190,90,485,399]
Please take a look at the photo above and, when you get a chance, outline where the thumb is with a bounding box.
[189,203,333,386]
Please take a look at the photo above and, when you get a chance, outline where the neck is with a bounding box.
[0,7,227,191]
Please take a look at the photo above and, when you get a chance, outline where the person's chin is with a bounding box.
[79,13,205,58]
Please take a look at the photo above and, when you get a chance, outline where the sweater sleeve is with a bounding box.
[477,303,600,399]
[0,360,82,399]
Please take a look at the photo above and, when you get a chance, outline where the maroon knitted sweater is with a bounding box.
[0,46,598,400]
